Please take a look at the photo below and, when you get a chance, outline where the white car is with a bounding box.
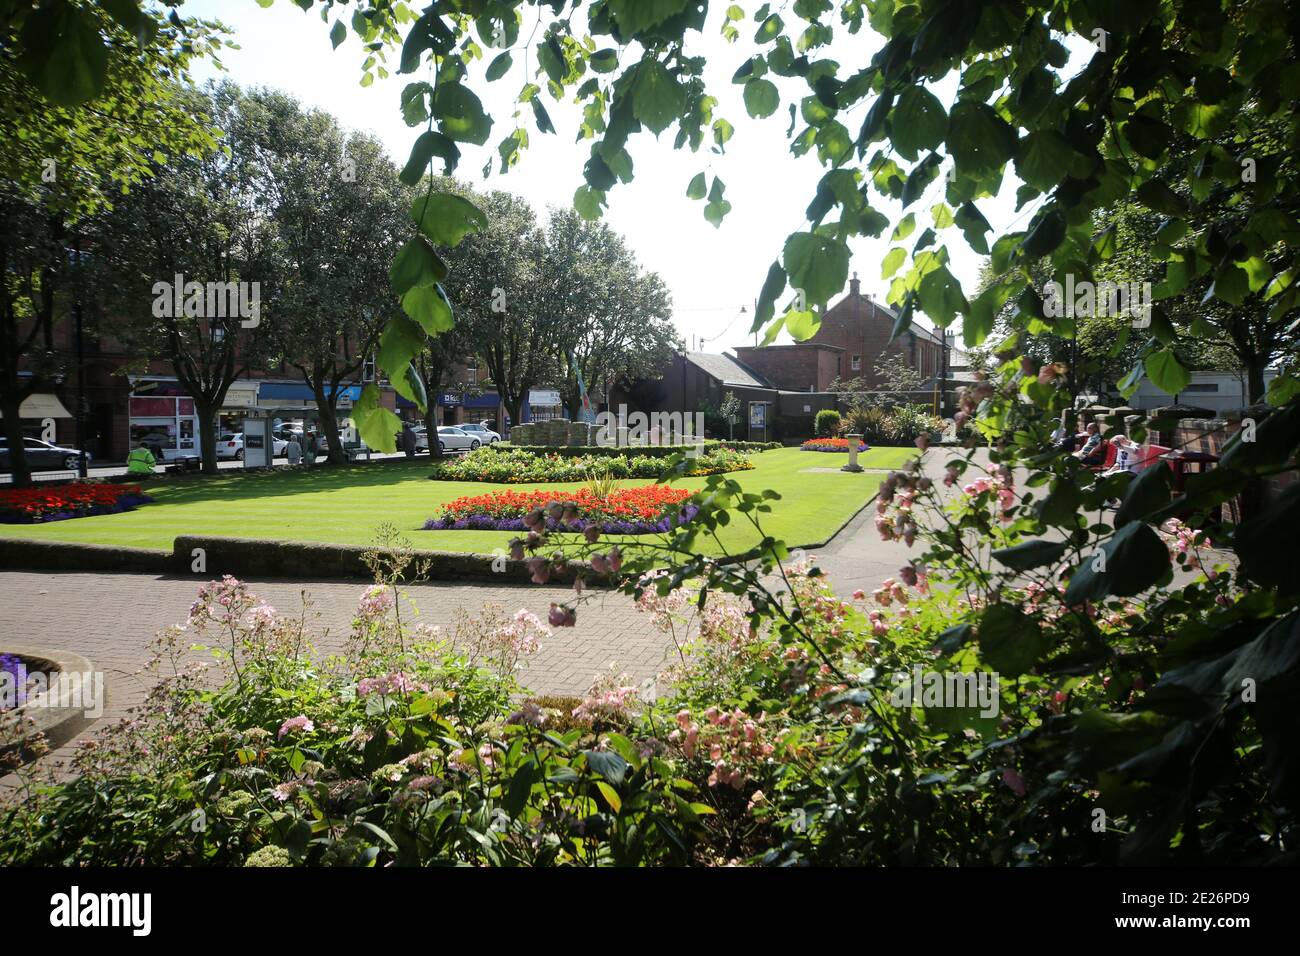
[458,422,501,443]
[436,426,481,453]
[216,433,288,461]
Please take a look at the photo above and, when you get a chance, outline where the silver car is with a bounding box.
[436,426,481,452]
[458,422,501,443]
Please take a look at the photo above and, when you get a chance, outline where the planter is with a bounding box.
[1,648,101,762]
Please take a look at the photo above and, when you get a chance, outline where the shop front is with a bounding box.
[128,381,199,459]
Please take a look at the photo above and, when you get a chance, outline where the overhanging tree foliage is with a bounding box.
[0,0,222,484]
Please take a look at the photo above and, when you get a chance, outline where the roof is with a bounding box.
[683,351,771,388]
[829,288,948,347]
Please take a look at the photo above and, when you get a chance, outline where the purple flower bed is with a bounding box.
[423,503,700,535]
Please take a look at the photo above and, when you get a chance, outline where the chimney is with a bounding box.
[849,271,860,297]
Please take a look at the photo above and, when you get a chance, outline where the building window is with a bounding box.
[851,354,861,371]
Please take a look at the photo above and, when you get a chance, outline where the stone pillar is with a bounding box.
[842,433,864,473]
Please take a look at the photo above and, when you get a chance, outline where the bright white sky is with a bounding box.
[187,0,1090,353]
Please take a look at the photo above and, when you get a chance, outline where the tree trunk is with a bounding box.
[1,394,31,487]
[425,401,443,460]
[195,398,221,475]
[1246,362,1267,406]
[510,397,527,433]
[312,385,345,465]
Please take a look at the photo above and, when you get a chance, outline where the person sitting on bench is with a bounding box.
[1073,423,1106,466]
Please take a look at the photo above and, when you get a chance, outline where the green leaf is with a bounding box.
[946,101,1016,175]
[1063,522,1171,605]
[390,361,428,408]
[537,37,566,84]
[401,283,454,336]
[1135,180,1189,216]
[432,83,494,145]
[991,539,1070,572]
[590,49,619,73]
[783,232,850,306]
[1014,131,1076,192]
[377,313,428,381]
[753,262,787,330]
[573,185,607,220]
[399,131,461,185]
[881,247,907,279]
[330,20,347,49]
[400,81,432,126]
[606,0,692,35]
[686,172,707,200]
[917,264,967,327]
[1114,462,1174,528]
[1145,347,1191,395]
[785,309,819,340]
[1020,210,1067,258]
[389,236,448,296]
[595,780,622,814]
[485,51,513,81]
[352,384,402,453]
[585,749,629,784]
[19,2,109,107]
[891,86,947,161]
[632,59,686,135]
[743,78,780,119]
[410,193,488,248]
[978,603,1048,678]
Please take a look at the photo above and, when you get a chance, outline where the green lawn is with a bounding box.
[0,446,913,556]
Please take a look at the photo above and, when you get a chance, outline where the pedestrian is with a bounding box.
[401,423,416,458]
[126,442,157,477]
[285,433,302,466]
[303,430,316,467]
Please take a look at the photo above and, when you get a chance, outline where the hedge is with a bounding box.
[500,440,779,458]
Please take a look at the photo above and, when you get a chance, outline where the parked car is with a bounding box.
[0,437,91,472]
[458,422,501,443]
[216,433,288,461]
[436,426,480,453]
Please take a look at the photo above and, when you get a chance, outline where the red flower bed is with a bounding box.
[438,485,692,523]
[800,438,869,452]
[0,483,153,523]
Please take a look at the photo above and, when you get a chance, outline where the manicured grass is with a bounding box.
[0,446,914,556]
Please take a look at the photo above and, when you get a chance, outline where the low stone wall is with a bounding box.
[0,534,613,585]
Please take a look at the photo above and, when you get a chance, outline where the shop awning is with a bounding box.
[257,383,363,402]
[0,393,74,419]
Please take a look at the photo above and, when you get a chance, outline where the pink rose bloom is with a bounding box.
[852,589,866,600]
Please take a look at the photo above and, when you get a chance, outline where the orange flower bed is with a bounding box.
[438,485,692,523]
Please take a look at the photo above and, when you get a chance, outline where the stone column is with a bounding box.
[842,433,864,472]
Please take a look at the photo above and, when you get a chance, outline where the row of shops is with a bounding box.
[10,374,567,463]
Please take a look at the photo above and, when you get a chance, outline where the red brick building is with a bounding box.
[733,275,947,391]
